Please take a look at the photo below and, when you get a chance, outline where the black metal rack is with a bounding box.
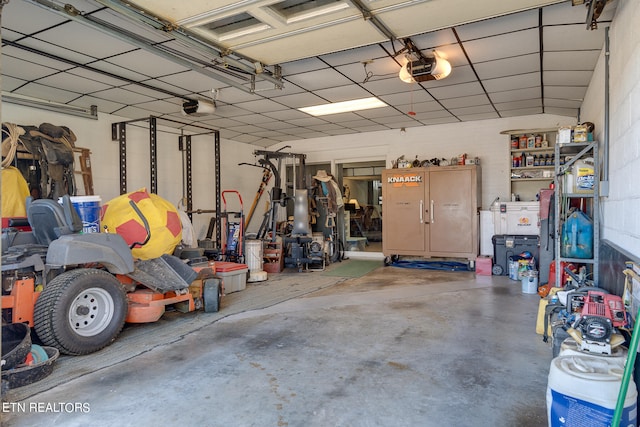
[111,116,221,247]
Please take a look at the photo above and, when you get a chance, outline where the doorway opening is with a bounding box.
[336,160,385,254]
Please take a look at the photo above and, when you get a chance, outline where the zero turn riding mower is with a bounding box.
[2,196,222,356]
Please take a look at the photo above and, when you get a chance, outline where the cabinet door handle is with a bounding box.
[419,200,424,224]
[430,200,435,223]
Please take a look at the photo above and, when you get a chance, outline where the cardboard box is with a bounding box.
[215,261,248,293]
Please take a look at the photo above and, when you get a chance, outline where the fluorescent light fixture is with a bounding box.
[2,92,98,119]
[299,97,387,116]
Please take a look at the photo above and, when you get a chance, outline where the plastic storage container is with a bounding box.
[491,235,539,276]
[547,355,637,427]
[214,261,248,293]
[491,202,540,236]
[560,210,593,259]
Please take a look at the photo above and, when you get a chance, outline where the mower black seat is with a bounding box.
[27,195,83,246]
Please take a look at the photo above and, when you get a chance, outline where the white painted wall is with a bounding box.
[271,114,575,209]
[580,0,640,257]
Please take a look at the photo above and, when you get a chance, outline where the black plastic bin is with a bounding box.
[491,234,539,275]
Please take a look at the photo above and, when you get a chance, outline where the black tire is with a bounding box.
[203,278,221,313]
[384,256,392,266]
[492,264,504,275]
[33,269,128,356]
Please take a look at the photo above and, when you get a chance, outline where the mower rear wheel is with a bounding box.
[203,278,222,313]
[33,269,128,356]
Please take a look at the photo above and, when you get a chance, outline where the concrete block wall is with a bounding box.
[581,0,640,258]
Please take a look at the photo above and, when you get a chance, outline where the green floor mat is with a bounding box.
[322,260,381,278]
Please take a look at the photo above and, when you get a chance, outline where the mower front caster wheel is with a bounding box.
[203,278,222,313]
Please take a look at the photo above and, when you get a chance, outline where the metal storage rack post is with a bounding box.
[553,140,599,286]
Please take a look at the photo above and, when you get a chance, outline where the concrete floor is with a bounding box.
[2,261,551,427]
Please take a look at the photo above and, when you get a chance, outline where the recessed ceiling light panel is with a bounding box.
[299,97,387,116]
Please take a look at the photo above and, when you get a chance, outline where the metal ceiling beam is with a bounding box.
[93,0,283,88]
[24,0,263,93]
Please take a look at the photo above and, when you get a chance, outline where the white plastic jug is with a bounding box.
[573,157,594,193]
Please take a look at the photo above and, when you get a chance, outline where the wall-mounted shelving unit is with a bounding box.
[501,128,558,201]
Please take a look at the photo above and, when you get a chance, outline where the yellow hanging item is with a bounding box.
[1,166,30,217]
[101,188,182,260]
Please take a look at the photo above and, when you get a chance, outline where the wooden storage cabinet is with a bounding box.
[382,165,481,262]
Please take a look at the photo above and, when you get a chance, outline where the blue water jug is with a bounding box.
[560,210,593,259]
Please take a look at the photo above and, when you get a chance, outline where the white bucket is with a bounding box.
[70,195,101,233]
[521,270,538,294]
[547,355,637,427]
[245,240,263,272]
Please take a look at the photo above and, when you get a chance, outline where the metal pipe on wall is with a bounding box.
[602,26,610,196]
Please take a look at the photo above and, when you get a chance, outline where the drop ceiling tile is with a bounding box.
[70,95,126,114]
[489,87,541,103]
[379,90,434,105]
[326,112,372,123]
[311,85,373,103]
[356,106,404,119]
[292,131,330,139]
[106,50,190,78]
[408,109,457,121]
[372,119,420,129]
[12,82,81,104]
[270,92,327,109]
[334,58,401,83]
[91,60,151,82]
[544,50,601,71]
[320,44,389,66]
[38,22,139,59]
[449,104,494,117]
[373,114,422,125]
[428,81,486,99]
[543,86,587,101]
[340,119,380,128]
[352,124,390,133]
[2,56,59,81]
[2,45,75,71]
[232,114,281,125]
[281,58,330,75]
[37,73,113,94]
[545,70,593,86]
[219,129,242,139]
[198,118,245,128]
[158,71,229,94]
[456,112,500,121]
[419,116,460,126]
[545,98,582,108]
[361,77,411,96]
[545,106,579,117]
[18,37,98,65]
[248,130,288,139]
[258,121,294,131]
[495,98,542,111]
[1,28,24,41]
[440,94,491,109]
[455,9,538,41]
[1,75,27,92]
[90,87,156,105]
[3,1,69,34]
[421,44,466,68]
[143,80,192,98]
[285,68,353,91]
[232,134,264,144]
[263,109,310,121]
[226,124,268,134]
[408,29,458,51]
[464,28,539,63]
[321,128,360,136]
[285,117,329,127]
[395,101,445,114]
[306,123,347,132]
[500,107,545,117]
[482,73,540,93]
[214,105,254,118]
[134,100,182,114]
[68,68,129,87]
[474,54,540,80]
[544,24,606,51]
[110,104,159,119]
[235,99,288,113]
